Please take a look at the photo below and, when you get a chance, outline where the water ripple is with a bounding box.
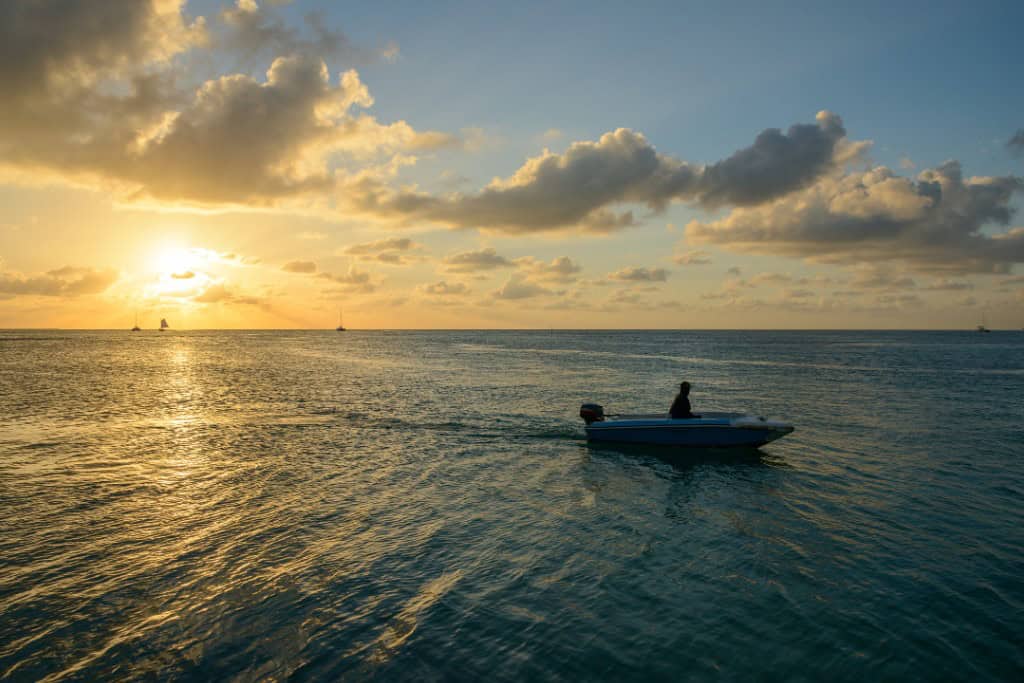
[1,330,1022,680]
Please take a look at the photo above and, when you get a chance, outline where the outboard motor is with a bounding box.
[579,403,605,425]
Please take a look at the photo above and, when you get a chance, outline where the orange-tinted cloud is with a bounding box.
[0,266,118,297]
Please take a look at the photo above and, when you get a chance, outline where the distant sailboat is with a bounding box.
[131,312,141,332]
[336,309,346,332]
[977,311,991,333]
[160,318,169,332]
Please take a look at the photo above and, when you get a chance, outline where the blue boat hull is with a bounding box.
[584,416,793,448]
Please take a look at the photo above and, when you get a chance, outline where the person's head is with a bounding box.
[679,381,690,395]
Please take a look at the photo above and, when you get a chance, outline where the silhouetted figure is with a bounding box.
[669,381,700,419]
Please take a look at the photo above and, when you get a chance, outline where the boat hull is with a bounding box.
[584,415,793,448]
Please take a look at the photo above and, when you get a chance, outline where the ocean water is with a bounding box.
[1,330,1022,681]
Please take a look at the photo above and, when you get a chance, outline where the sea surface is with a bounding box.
[1,330,1022,681]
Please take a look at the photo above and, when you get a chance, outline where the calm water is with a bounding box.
[1,330,1022,681]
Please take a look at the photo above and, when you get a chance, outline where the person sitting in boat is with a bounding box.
[669,381,700,419]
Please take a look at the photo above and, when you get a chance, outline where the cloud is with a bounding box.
[514,256,582,282]
[344,237,417,254]
[748,272,793,286]
[282,260,317,273]
[417,280,470,296]
[608,266,669,282]
[297,231,328,240]
[317,265,375,292]
[674,250,711,265]
[872,293,923,309]
[1009,130,1024,157]
[921,279,973,291]
[219,0,362,65]
[493,275,553,300]
[0,266,118,297]
[442,248,514,272]
[848,266,916,290]
[193,283,264,305]
[343,236,423,265]
[0,4,452,207]
[171,270,195,279]
[0,1,205,100]
[349,111,862,233]
[687,161,1024,273]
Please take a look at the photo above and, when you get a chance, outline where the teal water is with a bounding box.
[1,330,1022,681]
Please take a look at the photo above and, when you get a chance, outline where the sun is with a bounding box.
[154,247,196,277]
[144,245,215,298]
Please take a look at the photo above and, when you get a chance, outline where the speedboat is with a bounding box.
[579,404,793,448]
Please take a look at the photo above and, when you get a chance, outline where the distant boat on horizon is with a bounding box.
[336,309,346,332]
[160,318,169,332]
[131,312,141,332]
[977,311,991,333]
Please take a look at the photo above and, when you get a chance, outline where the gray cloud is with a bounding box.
[0,1,201,175]
[687,161,1024,273]
[443,248,514,272]
[873,293,923,309]
[0,266,118,297]
[344,237,422,265]
[0,1,204,102]
[515,256,582,282]
[749,272,794,286]
[608,267,669,282]
[921,279,973,291]
[417,280,470,296]
[493,276,553,300]
[220,1,354,64]
[282,260,317,273]
[344,237,417,254]
[848,267,916,290]
[695,111,853,208]
[351,111,861,233]
[1009,130,1024,157]
[219,0,401,69]
[317,266,375,292]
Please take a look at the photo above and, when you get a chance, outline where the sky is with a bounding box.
[1,0,1023,329]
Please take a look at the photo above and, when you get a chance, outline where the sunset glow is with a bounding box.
[0,1,1021,329]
